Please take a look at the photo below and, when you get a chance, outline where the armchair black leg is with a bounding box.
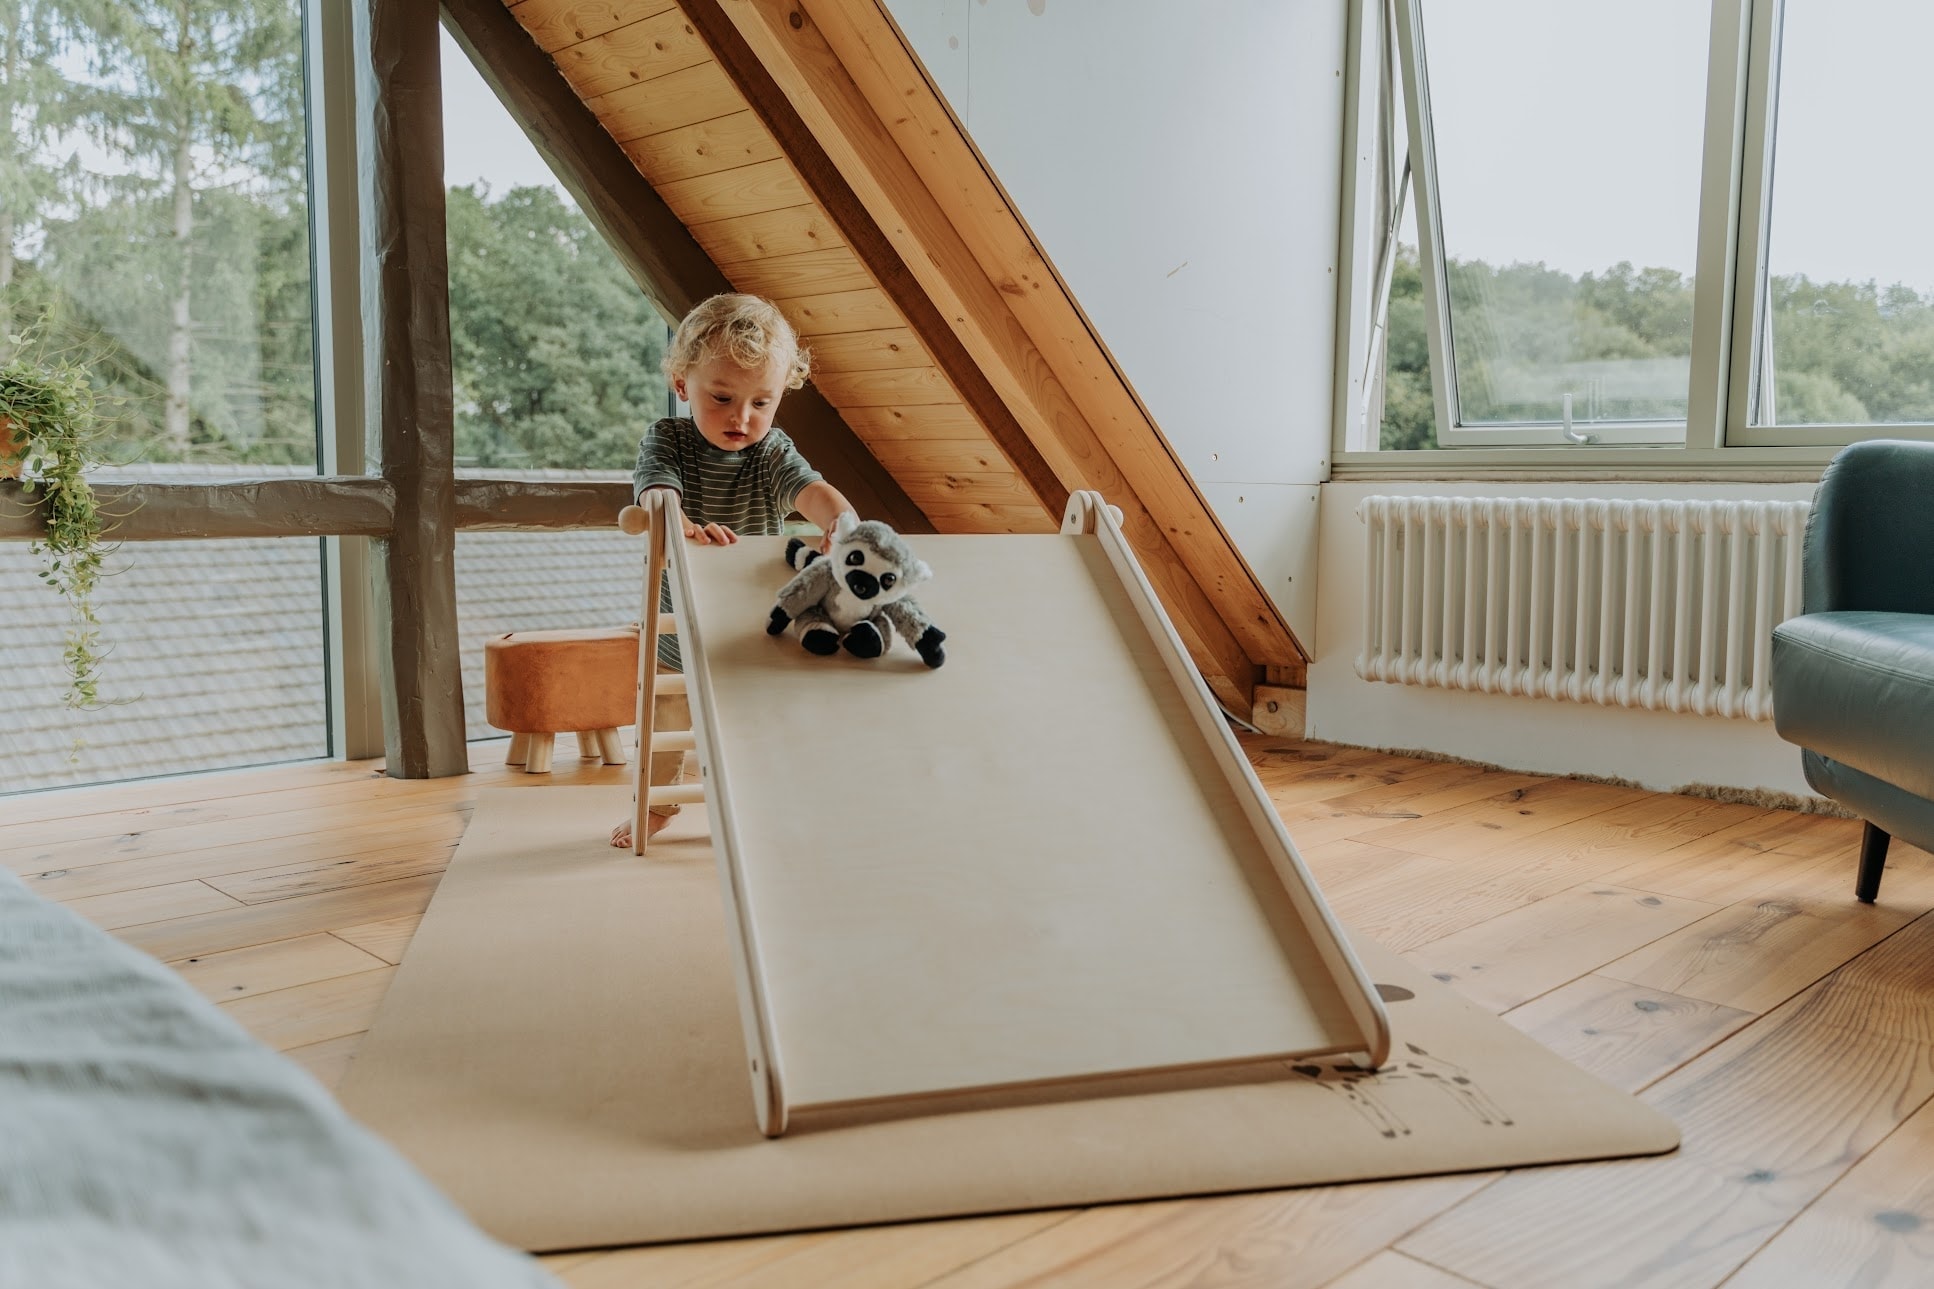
[1856,822,1891,904]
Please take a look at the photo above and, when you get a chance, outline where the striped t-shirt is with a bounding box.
[632,417,823,669]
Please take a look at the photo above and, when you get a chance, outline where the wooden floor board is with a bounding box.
[25,736,1933,1289]
[1724,1087,1934,1287]
[1324,1250,1487,1288]
[1404,883,1718,1013]
[11,814,467,903]
[1398,914,1934,1288]
[170,932,389,1003]
[1501,975,1755,1094]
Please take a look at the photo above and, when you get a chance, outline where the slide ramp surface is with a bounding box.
[642,492,1385,1134]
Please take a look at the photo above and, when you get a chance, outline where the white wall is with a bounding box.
[883,0,1348,634]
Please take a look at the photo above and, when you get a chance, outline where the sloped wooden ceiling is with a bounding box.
[472,0,1307,707]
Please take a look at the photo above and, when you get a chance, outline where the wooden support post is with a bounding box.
[358,0,468,779]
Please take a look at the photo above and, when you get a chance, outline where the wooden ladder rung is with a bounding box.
[646,783,705,808]
[651,673,688,696]
[652,616,678,635]
[650,729,696,753]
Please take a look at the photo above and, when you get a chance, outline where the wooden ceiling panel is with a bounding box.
[684,205,846,262]
[551,7,708,97]
[591,60,741,141]
[715,247,874,299]
[803,328,929,372]
[510,0,671,53]
[920,503,1057,535]
[621,111,783,183]
[774,288,902,337]
[893,471,1041,507]
[863,439,1009,474]
[655,156,811,225]
[836,405,987,440]
[810,367,954,408]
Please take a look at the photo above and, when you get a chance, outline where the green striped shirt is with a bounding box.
[633,417,822,669]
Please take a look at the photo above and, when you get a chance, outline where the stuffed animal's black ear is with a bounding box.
[784,537,820,570]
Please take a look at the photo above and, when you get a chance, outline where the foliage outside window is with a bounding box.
[3,0,316,469]
[1371,0,1934,454]
[446,184,669,468]
[1745,0,1934,433]
[3,0,330,788]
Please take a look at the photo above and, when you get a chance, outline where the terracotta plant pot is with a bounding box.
[0,414,26,480]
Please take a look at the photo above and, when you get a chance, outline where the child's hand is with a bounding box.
[684,521,739,545]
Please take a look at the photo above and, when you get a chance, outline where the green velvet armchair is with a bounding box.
[1771,439,1934,902]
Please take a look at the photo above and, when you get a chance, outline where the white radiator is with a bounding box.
[1355,496,1813,721]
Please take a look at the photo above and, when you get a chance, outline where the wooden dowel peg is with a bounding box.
[523,735,554,774]
[649,729,696,753]
[645,783,705,808]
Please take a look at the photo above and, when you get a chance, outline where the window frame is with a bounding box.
[1334,0,1934,475]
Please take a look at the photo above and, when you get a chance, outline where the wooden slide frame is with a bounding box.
[621,490,1388,1138]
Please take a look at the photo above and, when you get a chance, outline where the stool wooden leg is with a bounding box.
[576,730,599,760]
[596,728,627,766]
[524,734,554,774]
[506,732,531,766]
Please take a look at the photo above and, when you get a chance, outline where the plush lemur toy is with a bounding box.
[767,511,947,668]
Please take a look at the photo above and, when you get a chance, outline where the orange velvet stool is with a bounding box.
[483,626,639,774]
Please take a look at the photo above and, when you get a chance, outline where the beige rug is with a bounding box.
[336,787,1679,1252]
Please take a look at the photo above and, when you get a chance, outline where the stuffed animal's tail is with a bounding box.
[784,537,821,571]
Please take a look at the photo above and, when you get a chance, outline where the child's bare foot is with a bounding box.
[608,812,675,849]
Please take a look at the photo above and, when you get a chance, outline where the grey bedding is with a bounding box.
[0,867,558,1289]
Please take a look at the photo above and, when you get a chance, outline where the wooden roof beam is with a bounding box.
[703,0,1265,707]
[676,0,1067,527]
[799,0,1310,670]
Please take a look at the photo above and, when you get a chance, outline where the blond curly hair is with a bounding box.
[663,293,812,390]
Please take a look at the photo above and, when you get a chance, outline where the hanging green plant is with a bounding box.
[1,345,112,710]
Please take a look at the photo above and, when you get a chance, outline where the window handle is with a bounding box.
[1561,392,1598,444]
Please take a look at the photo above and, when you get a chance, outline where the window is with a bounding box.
[439,27,664,742]
[1358,0,1934,457]
[3,0,329,789]
[1733,0,1934,441]
[1389,0,1708,447]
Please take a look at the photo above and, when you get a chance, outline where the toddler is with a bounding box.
[611,293,855,847]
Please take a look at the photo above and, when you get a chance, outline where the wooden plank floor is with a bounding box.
[7,734,1934,1288]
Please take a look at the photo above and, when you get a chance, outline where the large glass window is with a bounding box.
[1371,0,1934,456]
[1748,0,1934,430]
[6,0,317,469]
[0,524,327,790]
[440,27,669,743]
[3,0,327,790]
[1392,0,1709,446]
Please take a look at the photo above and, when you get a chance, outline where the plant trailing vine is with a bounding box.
[1,342,112,710]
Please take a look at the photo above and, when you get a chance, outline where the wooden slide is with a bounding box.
[619,491,1388,1137]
